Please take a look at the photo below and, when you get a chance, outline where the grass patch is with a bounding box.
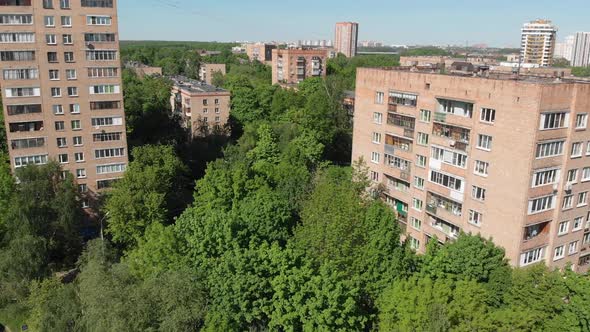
[0,304,28,332]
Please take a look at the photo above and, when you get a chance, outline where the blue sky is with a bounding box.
[119,0,590,47]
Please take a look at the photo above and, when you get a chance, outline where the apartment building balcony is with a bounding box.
[387,113,415,138]
[384,193,408,224]
[385,174,410,194]
[385,134,413,154]
[521,221,550,251]
[428,215,461,240]
[432,122,470,152]
[426,191,463,221]
[384,153,412,181]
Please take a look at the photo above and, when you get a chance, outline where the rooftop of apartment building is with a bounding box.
[169,76,229,94]
[363,65,590,85]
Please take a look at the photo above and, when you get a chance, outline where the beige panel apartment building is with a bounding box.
[244,43,276,64]
[0,0,128,210]
[352,67,590,272]
[198,63,225,85]
[170,76,230,138]
[271,48,328,86]
[334,22,358,58]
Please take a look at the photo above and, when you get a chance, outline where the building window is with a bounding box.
[73,136,82,146]
[47,52,58,63]
[563,195,574,210]
[567,169,578,183]
[56,137,66,148]
[76,169,86,179]
[571,142,583,158]
[87,15,112,25]
[61,15,71,27]
[49,69,59,80]
[64,52,74,62]
[582,167,590,182]
[90,84,119,94]
[587,142,590,156]
[58,153,68,164]
[417,132,429,146]
[576,114,588,129]
[419,109,431,122]
[528,195,556,214]
[91,117,123,127]
[45,34,56,45]
[50,87,61,97]
[372,132,381,144]
[53,105,64,115]
[573,217,584,231]
[67,87,78,97]
[3,68,38,80]
[431,146,467,168]
[532,167,560,187]
[409,236,420,250]
[70,104,80,114]
[414,176,424,190]
[584,233,590,245]
[78,184,88,193]
[371,152,380,164]
[96,163,127,175]
[74,152,84,162]
[373,112,383,124]
[410,217,421,231]
[578,192,588,207]
[71,120,81,130]
[569,241,579,255]
[370,171,379,182]
[375,91,384,104]
[429,170,464,192]
[480,108,496,124]
[66,69,76,80]
[540,112,568,130]
[558,221,570,235]
[536,140,565,158]
[472,186,486,201]
[477,134,492,151]
[520,247,544,266]
[474,160,489,176]
[412,198,423,211]
[468,210,482,226]
[62,34,72,44]
[416,155,426,168]
[86,50,117,61]
[554,246,565,260]
[94,148,125,159]
[60,0,70,8]
[44,16,55,27]
[55,121,65,131]
[391,91,418,107]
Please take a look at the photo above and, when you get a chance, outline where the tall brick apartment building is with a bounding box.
[352,67,590,272]
[0,0,128,209]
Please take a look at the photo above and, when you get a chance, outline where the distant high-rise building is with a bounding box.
[520,19,558,67]
[571,32,590,67]
[0,0,129,210]
[554,35,575,62]
[335,22,359,57]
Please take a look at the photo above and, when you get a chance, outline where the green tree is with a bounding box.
[105,145,189,248]
[27,278,80,332]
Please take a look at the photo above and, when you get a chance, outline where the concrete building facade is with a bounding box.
[170,76,230,138]
[352,67,590,272]
[334,22,358,58]
[198,63,226,85]
[244,43,276,64]
[520,19,558,67]
[571,32,590,67]
[0,0,128,209]
[271,48,328,86]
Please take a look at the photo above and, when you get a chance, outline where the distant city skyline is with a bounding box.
[119,0,589,47]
